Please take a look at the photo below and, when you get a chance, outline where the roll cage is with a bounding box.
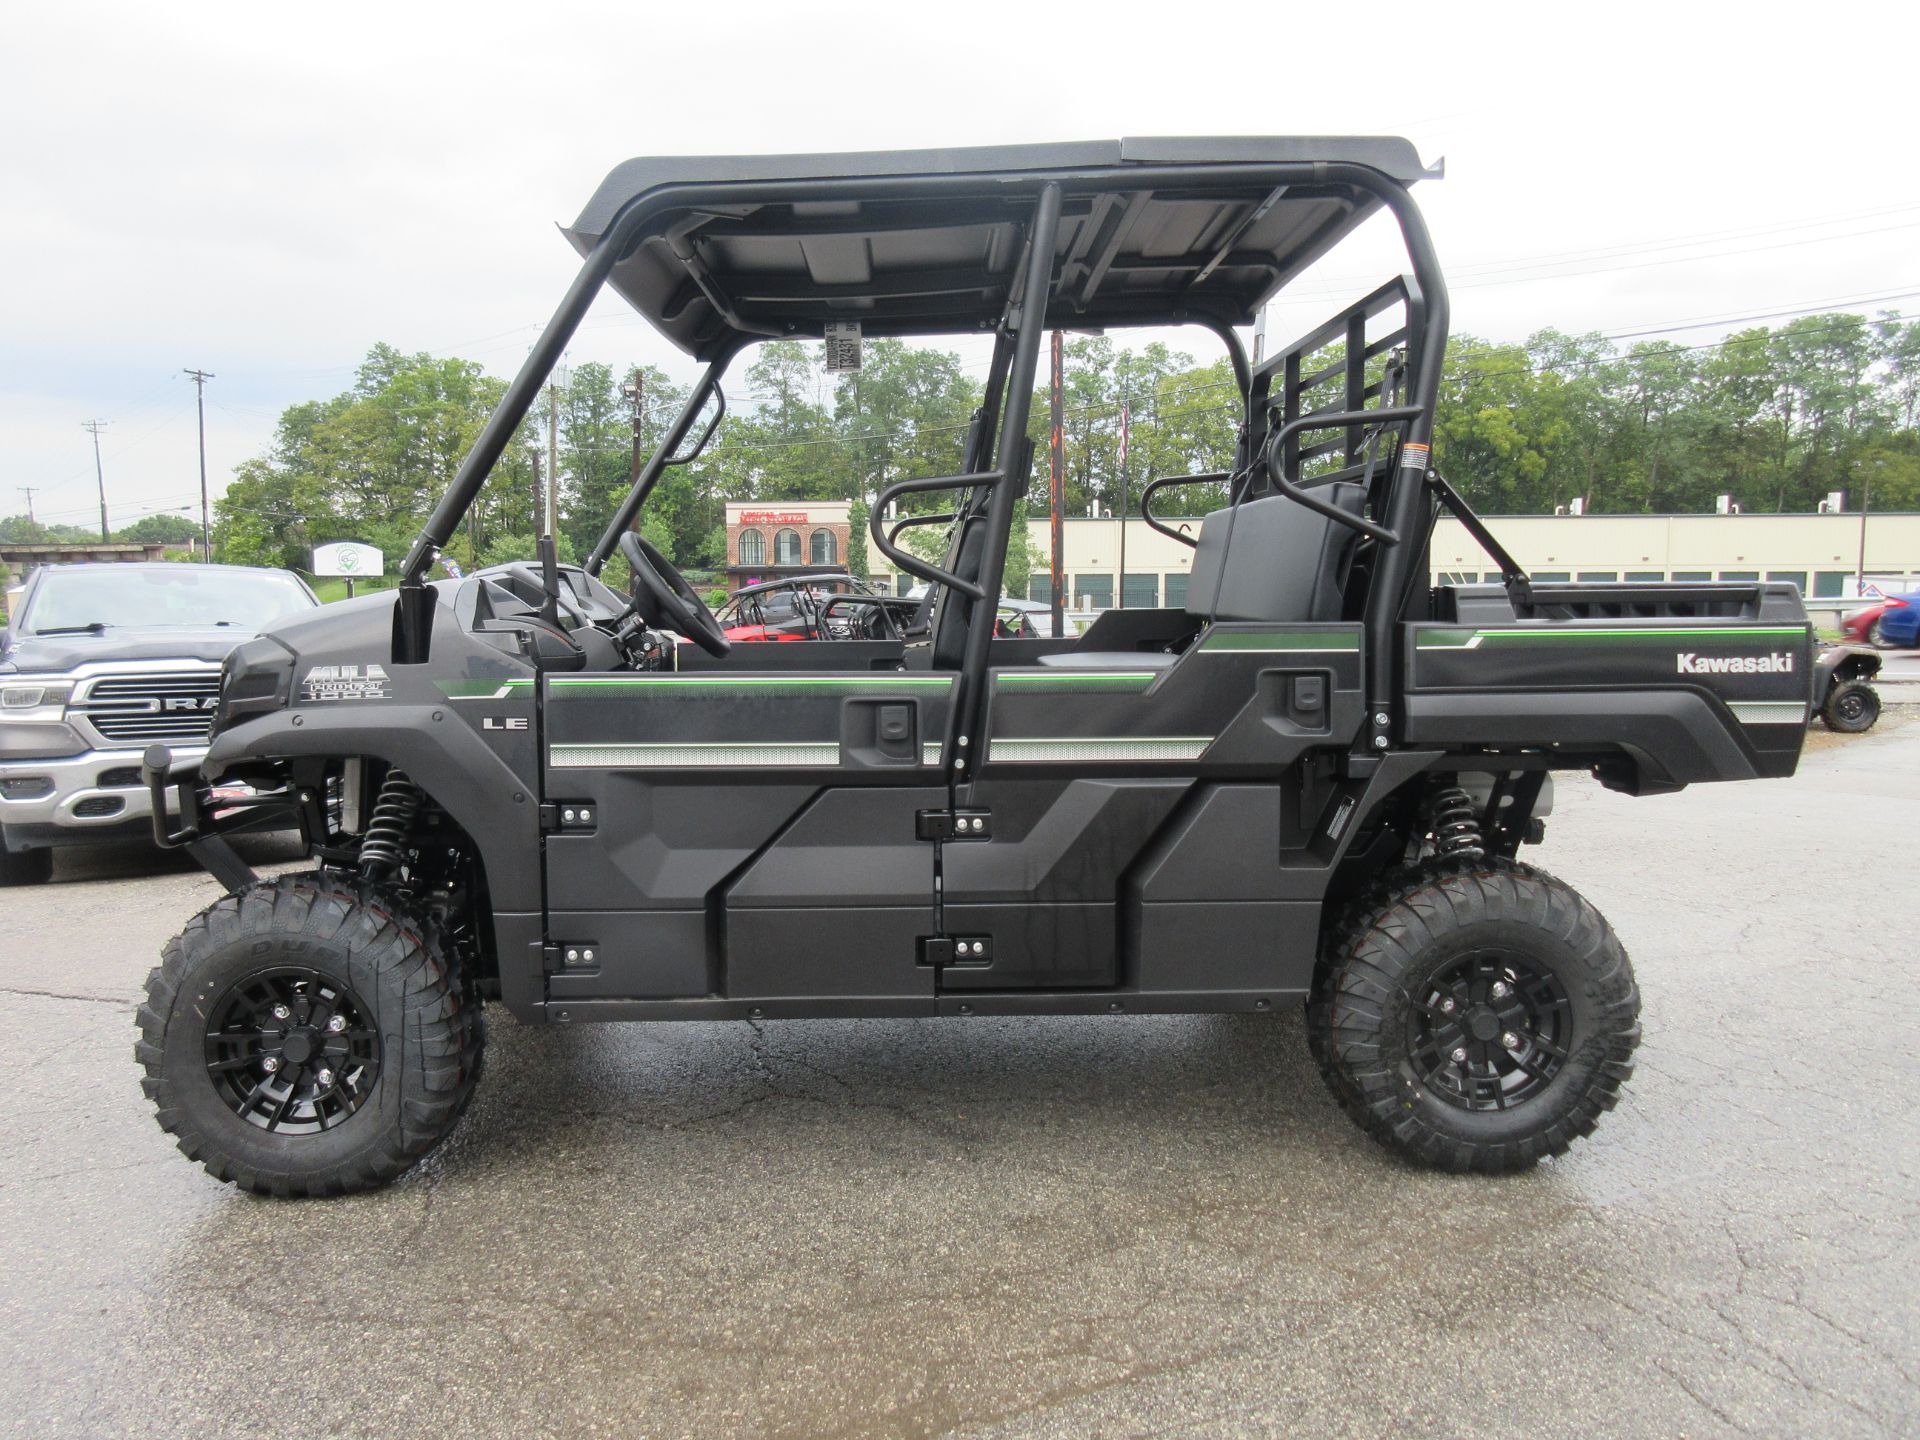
[396,138,1495,758]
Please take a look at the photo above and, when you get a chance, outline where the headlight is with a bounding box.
[0,681,73,720]
[216,638,296,730]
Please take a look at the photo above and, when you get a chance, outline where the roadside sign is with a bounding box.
[313,541,383,578]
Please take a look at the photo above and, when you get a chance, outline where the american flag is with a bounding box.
[1117,401,1129,468]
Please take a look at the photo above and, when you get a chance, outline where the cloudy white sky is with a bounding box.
[3,1,1914,532]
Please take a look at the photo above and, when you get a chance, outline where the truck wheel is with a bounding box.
[0,838,53,886]
[1309,859,1640,1173]
[135,873,483,1196]
[1821,679,1881,733]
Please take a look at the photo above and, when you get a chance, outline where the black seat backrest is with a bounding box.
[1185,482,1367,624]
[929,515,986,669]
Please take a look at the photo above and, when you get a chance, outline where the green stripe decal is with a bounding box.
[1418,626,1806,650]
[1201,631,1360,652]
[996,671,1158,691]
[438,678,534,699]
[545,675,953,695]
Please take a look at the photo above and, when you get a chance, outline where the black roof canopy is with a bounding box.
[562,138,1438,360]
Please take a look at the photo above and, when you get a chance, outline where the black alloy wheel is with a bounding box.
[205,967,380,1134]
[1408,952,1571,1112]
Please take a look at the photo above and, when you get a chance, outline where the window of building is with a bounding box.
[774,528,802,565]
[1532,571,1570,583]
[1814,571,1848,597]
[1028,575,1054,606]
[1122,572,1159,608]
[1164,572,1189,609]
[1577,571,1618,583]
[737,528,766,566]
[1766,570,1807,595]
[1075,574,1113,609]
[809,528,837,566]
[1719,570,1759,582]
[1671,570,1711,582]
[1626,570,1664,582]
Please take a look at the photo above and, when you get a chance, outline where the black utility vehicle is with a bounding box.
[136,140,1813,1194]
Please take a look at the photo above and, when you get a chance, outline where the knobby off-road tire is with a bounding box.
[135,873,484,1196]
[1821,678,1881,733]
[1309,858,1640,1173]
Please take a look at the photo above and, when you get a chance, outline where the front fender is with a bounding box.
[203,704,543,911]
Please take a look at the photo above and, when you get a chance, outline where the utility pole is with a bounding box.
[17,487,37,526]
[545,381,560,537]
[621,367,646,494]
[1049,330,1064,638]
[1116,387,1130,609]
[184,370,215,560]
[81,420,110,541]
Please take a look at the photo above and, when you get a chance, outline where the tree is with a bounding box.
[116,513,200,545]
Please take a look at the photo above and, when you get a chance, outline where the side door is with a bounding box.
[938,623,1368,994]
[537,662,953,1008]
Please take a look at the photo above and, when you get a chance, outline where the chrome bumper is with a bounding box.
[0,746,207,830]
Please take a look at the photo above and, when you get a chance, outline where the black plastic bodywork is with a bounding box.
[164,140,1813,1027]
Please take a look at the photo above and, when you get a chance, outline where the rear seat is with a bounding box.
[1034,482,1367,668]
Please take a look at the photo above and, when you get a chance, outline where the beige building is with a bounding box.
[866,511,1920,607]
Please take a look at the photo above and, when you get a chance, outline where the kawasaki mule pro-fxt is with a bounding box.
[136,140,1812,1194]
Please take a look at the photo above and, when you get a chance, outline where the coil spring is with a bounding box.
[359,769,421,878]
[1426,785,1485,860]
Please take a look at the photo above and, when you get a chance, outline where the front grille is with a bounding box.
[76,672,221,746]
[72,795,126,819]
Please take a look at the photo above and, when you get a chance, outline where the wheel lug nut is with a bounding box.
[1490,981,1510,1000]
[262,1056,280,1072]
[317,1068,334,1087]
[271,1004,291,1021]
[1450,1047,1468,1064]
[1440,998,1456,1013]
[1502,1032,1521,1049]
[326,1015,347,1033]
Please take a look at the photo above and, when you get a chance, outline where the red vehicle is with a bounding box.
[716,573,916,642]
[1841,594,1909,647]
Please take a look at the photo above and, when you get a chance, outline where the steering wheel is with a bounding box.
[618,531,731,657]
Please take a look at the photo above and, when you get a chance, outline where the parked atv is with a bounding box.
[135,139,1812,1195]
[1814,643,1882,732]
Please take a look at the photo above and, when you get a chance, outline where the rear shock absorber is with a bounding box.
[359,768,421,880]
[1424,784,1485,860]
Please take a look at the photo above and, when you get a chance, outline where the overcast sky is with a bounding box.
[3,1,1913,533]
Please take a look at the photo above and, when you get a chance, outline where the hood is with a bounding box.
[1,626,258,675]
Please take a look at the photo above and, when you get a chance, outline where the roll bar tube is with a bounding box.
[1257,406,1426,544]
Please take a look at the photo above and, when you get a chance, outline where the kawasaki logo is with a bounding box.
[1677,652,1795,675]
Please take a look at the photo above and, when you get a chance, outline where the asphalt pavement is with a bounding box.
[1,720,1917,1438]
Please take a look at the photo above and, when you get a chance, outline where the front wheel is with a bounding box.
[1309,859,1640,1173]
[135,874,483,1196]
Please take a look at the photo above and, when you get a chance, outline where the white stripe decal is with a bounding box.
[550,742,840,768]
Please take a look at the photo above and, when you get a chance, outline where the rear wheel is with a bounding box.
[1869,618,1889,647]
[1821,678,1881,733]
[135,873,483,1196]
[0,833,53,887]
[1309,858,1640,1173]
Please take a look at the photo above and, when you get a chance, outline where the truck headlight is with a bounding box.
[0,681,73,721]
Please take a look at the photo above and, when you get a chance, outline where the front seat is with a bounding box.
[1035,482,1367,669]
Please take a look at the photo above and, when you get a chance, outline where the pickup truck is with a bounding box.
[0,562,318,883]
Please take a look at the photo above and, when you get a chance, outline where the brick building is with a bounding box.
[724,501,851,588]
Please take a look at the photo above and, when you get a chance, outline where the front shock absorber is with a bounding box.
[359,768,421,880]
[1424,784,1485,860]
